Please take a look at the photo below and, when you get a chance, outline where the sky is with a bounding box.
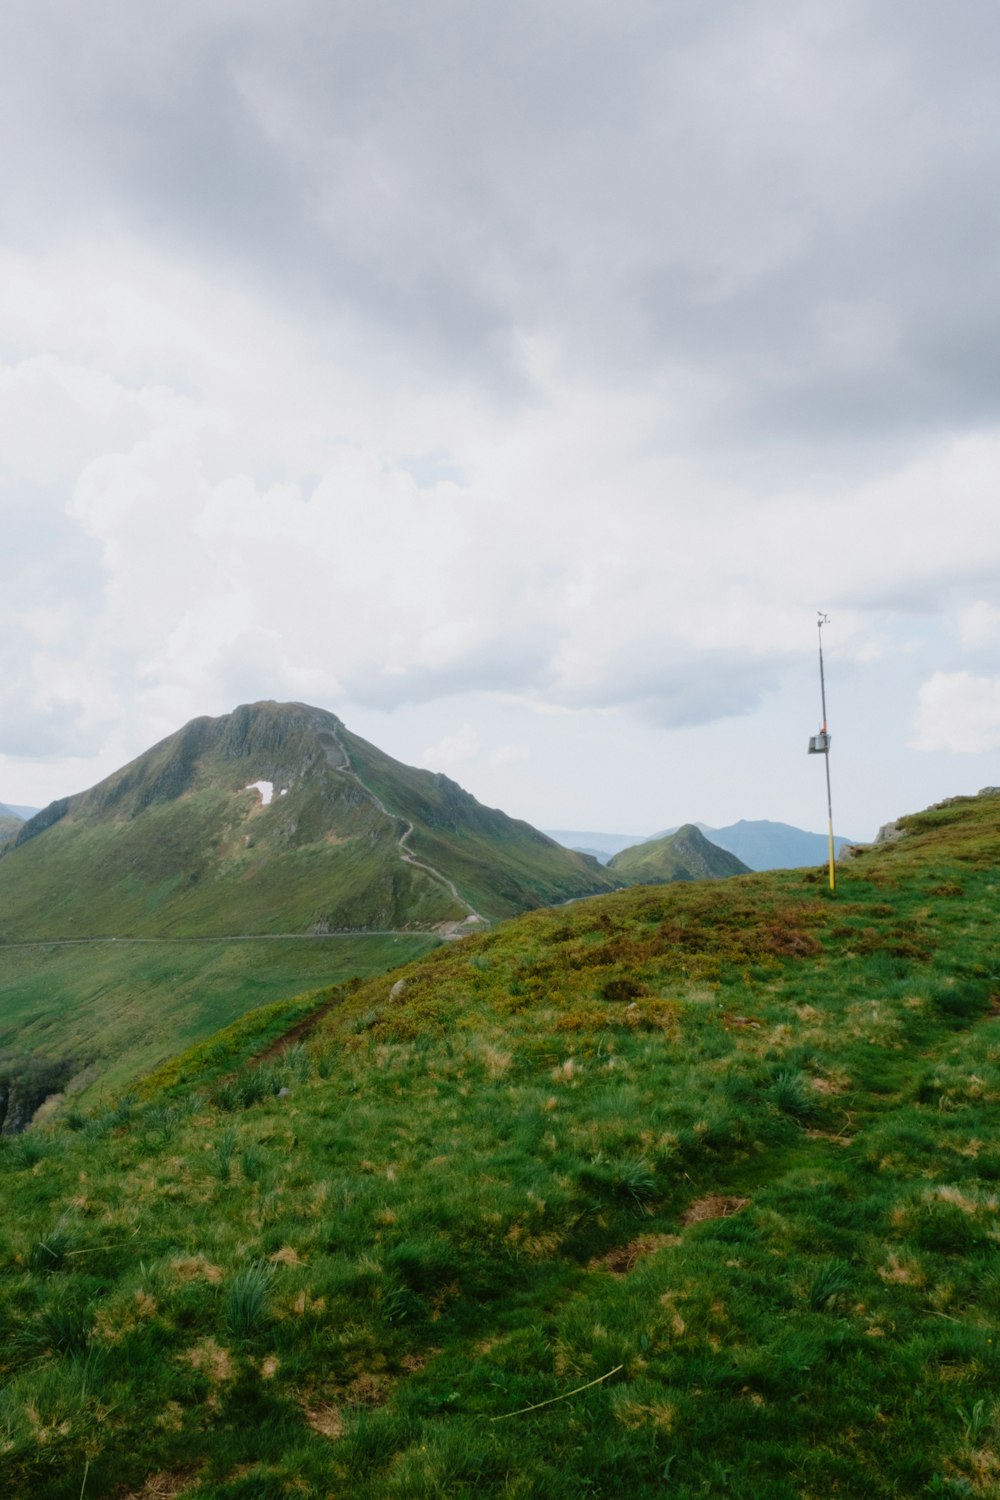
[2,0,999,842]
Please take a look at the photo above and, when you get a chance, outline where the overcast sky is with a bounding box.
[2,0,999,840]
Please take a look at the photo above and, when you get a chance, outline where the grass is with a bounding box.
[0,703,617,944]
[0,933,437,1105]
[0,790,997,1497]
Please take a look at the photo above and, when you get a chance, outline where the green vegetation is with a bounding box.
[0,934,437,1106]
[609,823,751,884]
[343,722,621,917]
[1,791,998,1497]
[0,702,617,941]
[0,701,617,1106]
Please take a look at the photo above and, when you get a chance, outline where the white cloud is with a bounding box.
[959,601,1000,648]
[490,744,529,766]
[419,724,480,770]
[912,672,1000,754]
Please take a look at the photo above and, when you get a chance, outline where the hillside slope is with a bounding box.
[0,701,617,939]
[657,818,858,871]
[2,789,998,1498]
[609,823,750,883]
[546,820,857,870]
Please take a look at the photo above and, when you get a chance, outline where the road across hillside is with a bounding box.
[0,930,446,950]
[317,710,488,927]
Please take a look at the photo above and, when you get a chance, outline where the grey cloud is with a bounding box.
[554,647,785,730]
[340,637,551,712]
[339,622,786,727]
[6,2,1000,444]
[0,682,104,759]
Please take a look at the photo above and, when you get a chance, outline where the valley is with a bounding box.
[0,702,620,1103]
[0,932,436,1106]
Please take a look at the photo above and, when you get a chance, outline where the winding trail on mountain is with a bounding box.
[315,710,487,930]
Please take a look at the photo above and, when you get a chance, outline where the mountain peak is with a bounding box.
[608,825,750,885]
[2,701,618,939]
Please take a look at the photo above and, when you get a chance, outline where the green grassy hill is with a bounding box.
[1,789,999,1498]
[609,823,750,883]
[0,932,438,1117]
[0,701,617,941]
[0,702,617,1108]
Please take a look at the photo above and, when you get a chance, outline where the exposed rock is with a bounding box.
[874,820,905,845]
[389,979,407,1000]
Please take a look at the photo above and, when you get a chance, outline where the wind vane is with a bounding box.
[807,611,836,892]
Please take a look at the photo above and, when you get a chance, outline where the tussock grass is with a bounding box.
[0,791,998,1496]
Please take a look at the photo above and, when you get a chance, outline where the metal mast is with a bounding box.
[814,613,835,892]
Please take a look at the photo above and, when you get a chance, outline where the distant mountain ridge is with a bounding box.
[543,830,643,861]
[547,819,858,871]
[609,824,751,885]
[653,819,857,871]
[0,702,618,939]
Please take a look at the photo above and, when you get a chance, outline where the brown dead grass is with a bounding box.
[879,1253,924,1287]
[170,1254,224,1284]
[931,1184,989,1215]
[810,1071,850,1095]
[614,1397,677,1431]
[120,1471,200,1500]
[680,1194,750,1225]
[182,1338,234,1384]
[302,1402,345,1440]
[268,1245,305,1267]
[590,1234,682,1275]
[345,1371,390,1406]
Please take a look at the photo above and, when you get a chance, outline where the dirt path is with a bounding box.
[253,992,346,1062]
[316,712,487,930]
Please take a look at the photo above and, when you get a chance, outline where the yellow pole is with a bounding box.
[827,814,835,892]
[817,614,836,894]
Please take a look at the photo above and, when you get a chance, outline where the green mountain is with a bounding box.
[0,812,21,850]
[2,789,999,1498]
[547,820,859,870]
[0,701,618,940]
[608,823,750,883]
[653,818,858,871]
[543,828,643,860]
